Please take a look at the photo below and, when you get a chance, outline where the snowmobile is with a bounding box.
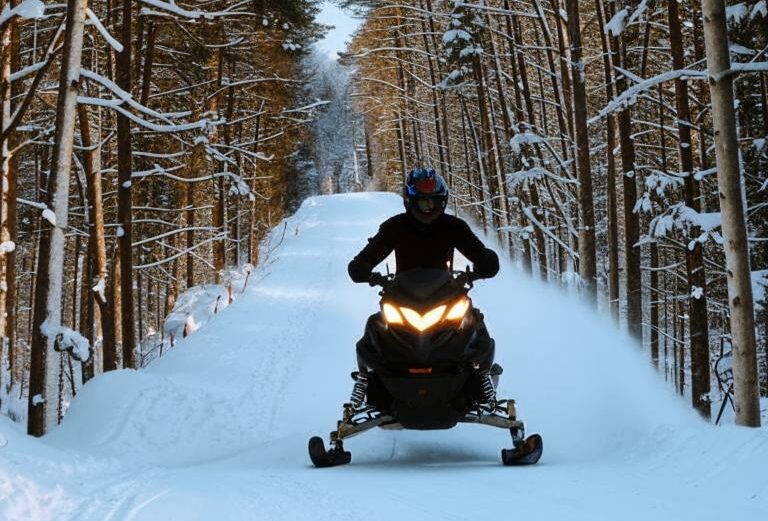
[308,268,543,467]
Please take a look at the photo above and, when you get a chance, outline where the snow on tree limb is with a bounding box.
[16,198,57,225]
[589,69,708,124]
[85,8,123,53]
[0,0,45,31]
[77,96,212,133]
[41,319,91,362]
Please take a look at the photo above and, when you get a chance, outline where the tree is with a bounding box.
[700,0,761,427]
[28,0,88,436]
[566,0,597,301]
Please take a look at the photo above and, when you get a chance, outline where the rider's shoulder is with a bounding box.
[441,213,470,229]
[380,213,409,230]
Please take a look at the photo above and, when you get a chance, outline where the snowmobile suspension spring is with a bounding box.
[479,371,497,404]
[350,372,369,408]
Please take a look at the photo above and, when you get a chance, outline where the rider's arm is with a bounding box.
[348,219,397,283]
[453,219,499,279]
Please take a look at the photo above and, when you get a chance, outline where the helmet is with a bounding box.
[404,168,449,223]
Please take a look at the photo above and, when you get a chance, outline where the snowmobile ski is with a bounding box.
[501,434,543,466]
[308,436,351,468]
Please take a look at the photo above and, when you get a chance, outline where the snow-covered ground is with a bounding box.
[1,193,767,520]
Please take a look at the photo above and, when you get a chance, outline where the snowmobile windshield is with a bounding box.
[391,268,454,301]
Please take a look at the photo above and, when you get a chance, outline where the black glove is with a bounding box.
[473,249,500,279]
[348,259,373,283]
[368,273,386,287]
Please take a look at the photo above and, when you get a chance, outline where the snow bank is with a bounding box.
[140,264,254,365]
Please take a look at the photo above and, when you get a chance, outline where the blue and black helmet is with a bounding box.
[404,168,449,220]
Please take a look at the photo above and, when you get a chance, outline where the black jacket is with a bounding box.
[348,212,500,283]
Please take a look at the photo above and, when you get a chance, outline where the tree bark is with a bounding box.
[595,0,620,320]
[565,0,596,301]
[116,0,135,369]
[701,0,761,426]
[612,30,642,341]
[0,0,19,394]
[78,104,116,376]
[668,0,711,420]
[28,0,88,436]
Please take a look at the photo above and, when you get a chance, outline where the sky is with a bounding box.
[314,1,363,60]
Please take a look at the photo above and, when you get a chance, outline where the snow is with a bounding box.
[730,43,757,55]
[0,240,15,254]
[85,8,123,53]
[726,3,748,24]
[91,277,106,303]
[79,69,198,123]
[510,131,546,154]
[753,270,768,307]
[627,0,649,24]
[604,8,629,36]
[443,28,472,44]
[163,285,231,341]
[40,320,91,362]
[8,61,46,82]
[591,69,708,124]
[41,209,56,226]
[139,0,208,20]
[1,193,767,520]
[753,1,767,18]
[650,204,722,246]
[0,0,44,28]
[588,69,707,125]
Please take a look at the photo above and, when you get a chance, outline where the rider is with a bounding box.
[347,167,499,283]
[348,168,500,381]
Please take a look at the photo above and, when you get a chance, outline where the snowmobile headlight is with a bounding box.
[445,297,470,321]
[382,302,404,325]
[400,305,447,332]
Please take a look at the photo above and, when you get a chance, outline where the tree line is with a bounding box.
[0,0,324,435]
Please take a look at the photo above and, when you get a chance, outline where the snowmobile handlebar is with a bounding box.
[367,269,479,290]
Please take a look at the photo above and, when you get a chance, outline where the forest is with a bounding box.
[0,0,766,439]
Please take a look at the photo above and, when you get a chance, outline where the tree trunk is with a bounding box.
[700,0,761,426]
[595,0,620,319]
[0,0,19,394]
[613,32,642,341]
[28,0,88,436]
[668,0,711,420]
[565,0,597,301]
[116,0,135,369]
[78,104,116,376]
[109,251,123,369]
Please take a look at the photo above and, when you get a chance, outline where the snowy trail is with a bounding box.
[1,193,767,521]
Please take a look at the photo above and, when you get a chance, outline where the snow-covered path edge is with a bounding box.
[0,193,766,521]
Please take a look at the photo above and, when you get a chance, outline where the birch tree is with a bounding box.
[28,0,88,436]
